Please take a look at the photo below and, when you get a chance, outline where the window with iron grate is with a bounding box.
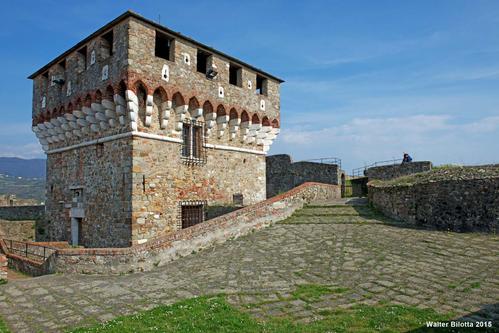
[181,202,205,229]
[181,119,206,164]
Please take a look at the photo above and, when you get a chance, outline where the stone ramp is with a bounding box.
[280,198,389,225]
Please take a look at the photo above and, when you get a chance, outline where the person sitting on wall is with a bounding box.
[402,153,413,163]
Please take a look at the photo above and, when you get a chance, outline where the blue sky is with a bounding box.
[1,1,499,172]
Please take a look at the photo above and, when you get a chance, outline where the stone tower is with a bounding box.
[30,11,282,248]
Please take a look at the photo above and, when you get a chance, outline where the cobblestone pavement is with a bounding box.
[1,199,498,332]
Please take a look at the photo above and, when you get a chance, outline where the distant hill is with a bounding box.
[0,174,45,202]
[0,157,46,178]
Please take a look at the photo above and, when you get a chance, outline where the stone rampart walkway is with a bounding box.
[0,198,498,332]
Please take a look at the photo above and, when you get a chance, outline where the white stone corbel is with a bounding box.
[204,112,217,136]
[145,95,153,127]
[191,108,203,118]
[73,110,85,119]
[160,101,172,129]
[229,118,241,140]
[114,94,126,107]
[216,115,229,138]
[86,115,98,124]
[125,90,139,131]
[174,105,188,132]
[102,99,115,110]
[82,106,93,116]
[90,124,100,133]
[240,121,251,142]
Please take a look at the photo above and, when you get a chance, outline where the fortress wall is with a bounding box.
[365,161,432,180]
[266,154,341,198]
[368,176,499,232]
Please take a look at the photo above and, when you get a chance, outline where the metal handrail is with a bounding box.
[3,239,56,261]
[301,157,342,169]
[351,158,403,177]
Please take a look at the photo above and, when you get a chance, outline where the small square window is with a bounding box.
[155,31,174,61]
[181,203,205,229]
[229,64,242,87]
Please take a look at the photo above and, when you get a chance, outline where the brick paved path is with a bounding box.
[0,199,498,332]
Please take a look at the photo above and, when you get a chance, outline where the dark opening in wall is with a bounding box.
[256,74,268,95]
[181,202,205,229]
[96,143,104,158]
[101,30,113,58]
[229,63,242,86]
[155,31,174,61]
[233,193,244,206]
[77,46,87,71]
[197,49,210,74]
[59,59,66,70]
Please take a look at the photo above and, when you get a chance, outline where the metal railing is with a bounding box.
[302,157,342,169]
[3,239,56,262]
[351,158,403,178]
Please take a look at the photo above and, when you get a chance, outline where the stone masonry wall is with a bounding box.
[131,137,265,244]
[46,137,133,247]
[365,161,432,180]
[127,18,280,122]
[0,206,44,221]
[32,20,129,120]
[369,177,499,232]
[50,182,340,274]
[0,220,35,242]
[266,154,341,198]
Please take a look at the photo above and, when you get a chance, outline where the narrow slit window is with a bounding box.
[229,64,242,86]
[256,74,268,95]
[155,31,174,61]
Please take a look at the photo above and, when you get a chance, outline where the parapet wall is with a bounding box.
[365,161,432,180]
[266,154,341,198]
[368,169,499,232]
[0,205,45,221]
[48,182,339,274]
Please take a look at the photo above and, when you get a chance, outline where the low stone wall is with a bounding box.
[0,220,35,241]
[351,177,368,197]
[365,161,432,180]
[369,174,499,232]
[50,182,340,274]
[266,154,342,198]
[0,254,7,281]
[0,205,45,221]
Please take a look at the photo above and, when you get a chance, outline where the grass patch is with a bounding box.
[0,279,7,286]
[0,316,10,333]
[291,284,349,302]
[69,294,456,333]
